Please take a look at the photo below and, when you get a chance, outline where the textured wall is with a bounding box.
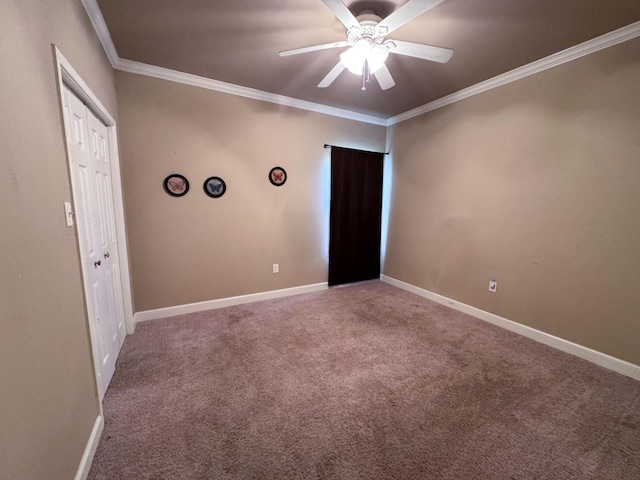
[385,38,640,365]
[0,0,118,478]
[115,71,386,312]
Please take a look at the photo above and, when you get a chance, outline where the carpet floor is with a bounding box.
[88,281,640,479]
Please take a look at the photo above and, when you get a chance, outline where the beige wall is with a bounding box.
[2,2,636,476]
[115,71,386,312]
[385,38,640,365]
[0,1,118,478]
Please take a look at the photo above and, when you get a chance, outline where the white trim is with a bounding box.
[56,49,111,401]
[56,50,116,126]
[387,21,640,125]
[55,47,135,336]
[81,0,640,126]
[134,282,329,324]
[381,275,640,382]
[79,0,386,126]
[74,415,104,480]
[80,0,119,67]
[115,59,387,126]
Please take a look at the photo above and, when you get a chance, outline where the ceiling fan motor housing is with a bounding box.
[347,11,388,45]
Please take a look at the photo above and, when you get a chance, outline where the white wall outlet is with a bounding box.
[273,264,279,274]
[489,280,497,293]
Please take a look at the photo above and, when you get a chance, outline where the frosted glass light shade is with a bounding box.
[368,44,389,73]
[340,38,372,74]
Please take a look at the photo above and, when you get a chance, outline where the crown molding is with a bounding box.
[115,59,388,126]
[81,0,639,128]
[387,20,640,126]
[81,0,119,67]
[80,0,385,125]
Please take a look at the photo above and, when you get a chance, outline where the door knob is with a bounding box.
[94,260,102,268]
[104,252,110,259]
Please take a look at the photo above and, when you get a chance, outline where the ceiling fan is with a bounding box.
[279,0,453,91]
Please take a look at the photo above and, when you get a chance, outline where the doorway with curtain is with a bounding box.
[328,146,384,286]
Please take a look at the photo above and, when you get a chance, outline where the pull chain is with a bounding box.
[361,61,371,91]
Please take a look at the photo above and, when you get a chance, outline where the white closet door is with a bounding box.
[63,85,125,399]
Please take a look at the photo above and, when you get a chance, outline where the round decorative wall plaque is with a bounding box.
[163,174,189,197]
[203,176,227,198]
[269,166,287,187]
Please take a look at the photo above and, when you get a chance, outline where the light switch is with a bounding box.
[64,202,74,227]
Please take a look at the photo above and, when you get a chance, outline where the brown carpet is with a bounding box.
[88,281,640,479]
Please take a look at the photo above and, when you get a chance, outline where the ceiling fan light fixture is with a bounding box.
[285,0,453,90]
[340,38,372,74]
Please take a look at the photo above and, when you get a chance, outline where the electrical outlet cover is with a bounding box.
[489,280,497,292]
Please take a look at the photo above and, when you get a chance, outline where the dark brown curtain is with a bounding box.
[328,146,384,286]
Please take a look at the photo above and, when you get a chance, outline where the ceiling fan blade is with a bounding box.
[318,62,346,88]
[373,64,395,90]
[378,0,446,34]
[279,41,349,57]
[388,40,453,63]
[321,0,361,30]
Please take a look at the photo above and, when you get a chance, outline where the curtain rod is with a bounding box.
[324,144,389,155]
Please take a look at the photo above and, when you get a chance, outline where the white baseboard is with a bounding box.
[134,282,329,324]
[74,415,103,480]
[381,275,640,382]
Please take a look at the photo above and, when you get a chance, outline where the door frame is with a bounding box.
[54,46,135,395]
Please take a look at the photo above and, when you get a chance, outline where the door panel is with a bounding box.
[105,267,119,343]
[76,166,95,258]
[95,112,126,342]
[111,261,126,334]
[63,86,124,400]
